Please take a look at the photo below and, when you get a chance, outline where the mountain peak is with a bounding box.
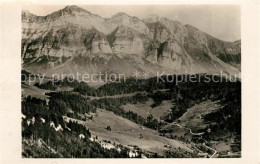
[62,5,91,14]
[146,14,161,19]
[111,12,129,18]
[22,9,32,14]
[64,5,82,10]
[43,5,95,20]
[22,9,35,16]
[22,10,37,20]
[143,14,161,23]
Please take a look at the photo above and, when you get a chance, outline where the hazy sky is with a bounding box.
[23,5,241,42]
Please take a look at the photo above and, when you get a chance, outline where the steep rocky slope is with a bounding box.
[22,5,241,76]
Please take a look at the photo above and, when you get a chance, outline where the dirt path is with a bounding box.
[88,89,170,100]
[172,122,217,158]
[203,143,217,158]
[87,91,143,100]
[173,123,205,135]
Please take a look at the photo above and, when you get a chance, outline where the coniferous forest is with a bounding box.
[23,73,241,158]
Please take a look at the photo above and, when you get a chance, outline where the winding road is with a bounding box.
[172,122,217,158]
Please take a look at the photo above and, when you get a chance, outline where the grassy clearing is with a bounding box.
[122,99,172,121]
[122,98,153,118]
[150,100,172,121]
[177,100,221,130]
[22,84,50,99]
[64,109,192,155]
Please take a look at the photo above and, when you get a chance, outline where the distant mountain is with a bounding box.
[22,5,241,77]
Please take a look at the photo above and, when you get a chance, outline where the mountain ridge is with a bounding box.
[22,5,241,77]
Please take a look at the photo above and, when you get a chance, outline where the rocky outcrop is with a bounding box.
[22,5,241,76]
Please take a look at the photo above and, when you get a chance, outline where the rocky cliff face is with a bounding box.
[22,5,241,76]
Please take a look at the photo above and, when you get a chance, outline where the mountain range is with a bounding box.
[22,5,241,77]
